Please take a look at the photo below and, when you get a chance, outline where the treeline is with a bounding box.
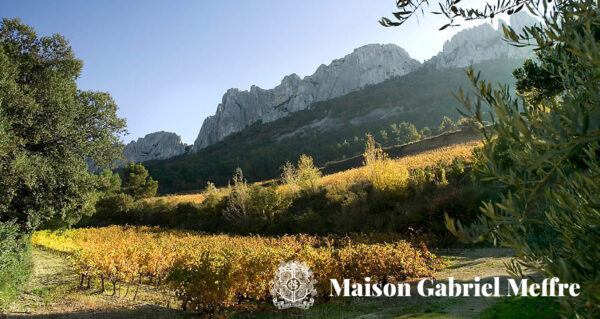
[333,116,475,158]
[82,136,488,245]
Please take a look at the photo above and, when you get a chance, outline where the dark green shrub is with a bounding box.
[0,221,32,309]
[449,157,465,178]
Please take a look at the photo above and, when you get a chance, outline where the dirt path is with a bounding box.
[1,248,190,319]
[2,249,77,316]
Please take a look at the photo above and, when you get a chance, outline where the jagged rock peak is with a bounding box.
[424,11,537,69]
[506,10,539,33]
[192,43,421,151]
[121,131,187,164]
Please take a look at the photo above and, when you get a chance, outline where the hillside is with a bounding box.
[145,58,523,194]
[321,128,482,174]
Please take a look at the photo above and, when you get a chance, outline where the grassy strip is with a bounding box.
[479,297,560,319]
[0,239,33,309]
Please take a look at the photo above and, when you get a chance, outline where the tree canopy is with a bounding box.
[121,162,158,201]
[0,18,127,230]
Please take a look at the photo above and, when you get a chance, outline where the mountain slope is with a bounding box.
[145,58,523,194]
[192,44,421,150]
[424,13,536,69]
[121,13,536,165]
[121,131,188,164]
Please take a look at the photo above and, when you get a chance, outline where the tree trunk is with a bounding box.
[133,275,142,301]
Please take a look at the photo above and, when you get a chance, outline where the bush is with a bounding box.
[448,157,465,178]
[93,193,135,224]
[363,134,409,191]
[296,155,322,193]
[223,168,251,226]
[0,221,32,309]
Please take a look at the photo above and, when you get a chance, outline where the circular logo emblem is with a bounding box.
[270,261,317,309]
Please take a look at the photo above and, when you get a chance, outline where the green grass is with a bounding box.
[479,297,560,319]
[0,244,33,309]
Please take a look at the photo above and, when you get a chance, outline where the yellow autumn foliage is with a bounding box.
[32,226,445,314]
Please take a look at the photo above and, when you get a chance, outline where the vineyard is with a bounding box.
[32,226,446,314]
[321,140,480,188]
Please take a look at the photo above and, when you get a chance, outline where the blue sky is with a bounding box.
[1,0,490,144]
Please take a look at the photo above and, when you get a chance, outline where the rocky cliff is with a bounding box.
[121,131,187,164]
[424,12,537,69]
[126,12,538,160]
[192,44,421,150]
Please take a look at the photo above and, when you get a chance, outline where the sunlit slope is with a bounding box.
[148,131,481,204]
[145,59,519,194]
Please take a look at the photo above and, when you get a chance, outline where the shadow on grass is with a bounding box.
[1,304,194,319]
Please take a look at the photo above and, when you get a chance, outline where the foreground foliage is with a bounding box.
[390,0,600,317]
[383,1,600,316]
[32,226,445,314]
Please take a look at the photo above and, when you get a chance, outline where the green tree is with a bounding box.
[379,129,389,143]
[224,168,250,224]
[121,163,158,200]
[296,154,322,192]
[390,122,421,144]
[0,18,126,230]
[512,58,563,106]
[420,126,432,138]
[91,169,131,222]
[438,116,456,133]
[94,193,135,222]
[281,161,300,193]
[398,122,421,144]
[385,1,600,316]
[95,169,122,197]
